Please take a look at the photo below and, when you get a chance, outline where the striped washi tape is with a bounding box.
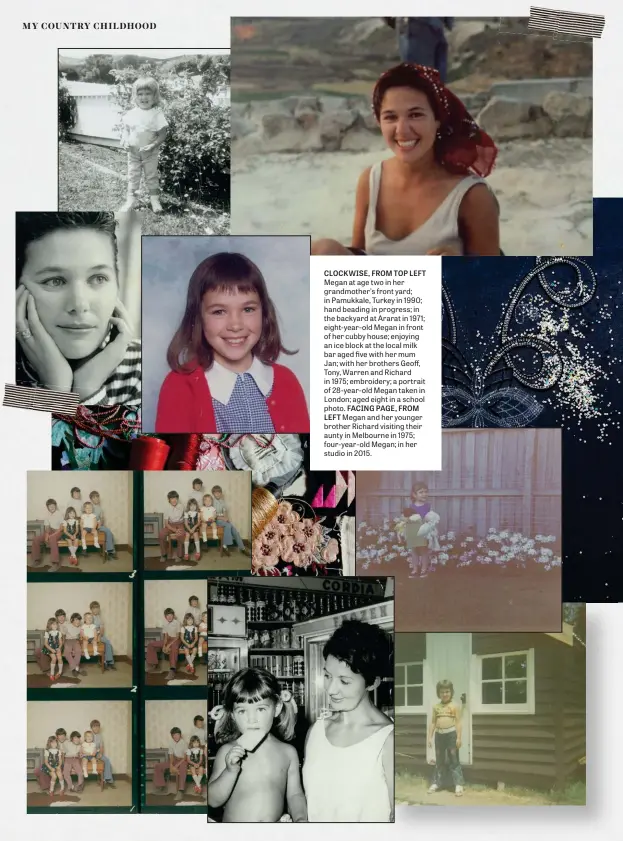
[529,7,605,38]
[3,384,80,415]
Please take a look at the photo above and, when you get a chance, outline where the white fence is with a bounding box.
[63,80,230,147]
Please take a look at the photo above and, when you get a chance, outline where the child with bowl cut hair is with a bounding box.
[427,678,465,796]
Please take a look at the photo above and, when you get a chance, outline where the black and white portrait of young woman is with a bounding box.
[15,212,141,406]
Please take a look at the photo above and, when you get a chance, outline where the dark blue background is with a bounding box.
[442,200,622,602]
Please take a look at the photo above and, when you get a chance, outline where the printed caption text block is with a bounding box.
[310,256,441,470]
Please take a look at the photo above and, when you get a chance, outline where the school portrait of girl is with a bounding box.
[15,212,141,406]
[141,236,310,434]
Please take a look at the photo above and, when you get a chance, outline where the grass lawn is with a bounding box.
[396,771,586,806]
[58,142,230,235]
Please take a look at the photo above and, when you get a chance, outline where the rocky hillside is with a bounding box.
[231,17,593,99]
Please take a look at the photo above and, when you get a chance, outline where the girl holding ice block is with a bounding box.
[208,667,307,822]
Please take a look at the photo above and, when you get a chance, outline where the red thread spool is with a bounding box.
[129,436,171,470]
[166,434,202,470]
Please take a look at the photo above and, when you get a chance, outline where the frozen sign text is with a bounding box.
[310,256,441,470]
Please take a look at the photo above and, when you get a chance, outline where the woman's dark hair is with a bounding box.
[323,619,392,687]
[372,64,442,122]
[371,63,498,178]
[166,252,296,373]
[16,212,118,285]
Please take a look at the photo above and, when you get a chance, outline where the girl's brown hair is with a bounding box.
[183,612,196,626]
[166,252,296,373]
[46,617,58,631]
[214,667,297,745]
[46,735,58,749]
[436,679,454,699]
[64,507,77,519]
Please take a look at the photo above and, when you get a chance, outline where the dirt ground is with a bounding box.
[230,137,593,256]
[396,774,556,806]
[357,560,562,632]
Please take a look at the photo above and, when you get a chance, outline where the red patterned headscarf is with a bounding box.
[372,63,497,178]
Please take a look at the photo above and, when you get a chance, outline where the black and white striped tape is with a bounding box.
[529,6,605,38]
[3,384,80,416]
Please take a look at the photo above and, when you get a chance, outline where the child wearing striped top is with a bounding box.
[155,251,309,433]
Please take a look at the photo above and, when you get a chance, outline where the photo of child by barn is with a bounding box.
[356,429,562,632]
[394,604,586,806]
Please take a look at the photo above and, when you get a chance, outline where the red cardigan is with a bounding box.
[155,363,310,433]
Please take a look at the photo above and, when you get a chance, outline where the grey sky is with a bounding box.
[59,49,228,59]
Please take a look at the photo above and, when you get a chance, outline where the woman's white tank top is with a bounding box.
[364,161,486,255]
[302,718,393,822]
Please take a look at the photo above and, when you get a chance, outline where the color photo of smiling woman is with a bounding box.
[15,212,141,406]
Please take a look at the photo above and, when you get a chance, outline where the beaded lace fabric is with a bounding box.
[441,208,623,602]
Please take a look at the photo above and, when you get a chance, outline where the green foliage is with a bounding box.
[83,54,115,83]
[58,79,78,141]
[110,56,230,207]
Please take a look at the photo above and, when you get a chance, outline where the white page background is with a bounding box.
[1,1,621,837]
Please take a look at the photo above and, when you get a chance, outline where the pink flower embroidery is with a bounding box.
[252,538,281,569]
[275,501,300,526]
[292,518,322,545]
[321,537,340,563]
[261,521,287,544]
[281,535,314,568]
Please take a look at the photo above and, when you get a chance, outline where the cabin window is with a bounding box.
[472,648,535,714]
[395,661,425,712]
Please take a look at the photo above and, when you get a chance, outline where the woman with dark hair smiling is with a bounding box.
[311,63,500,256]
[302,620,394,822]
[15,212,141,405]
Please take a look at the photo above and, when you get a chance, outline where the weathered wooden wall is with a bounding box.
[395,631,585,789]
[357,429,561,539]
